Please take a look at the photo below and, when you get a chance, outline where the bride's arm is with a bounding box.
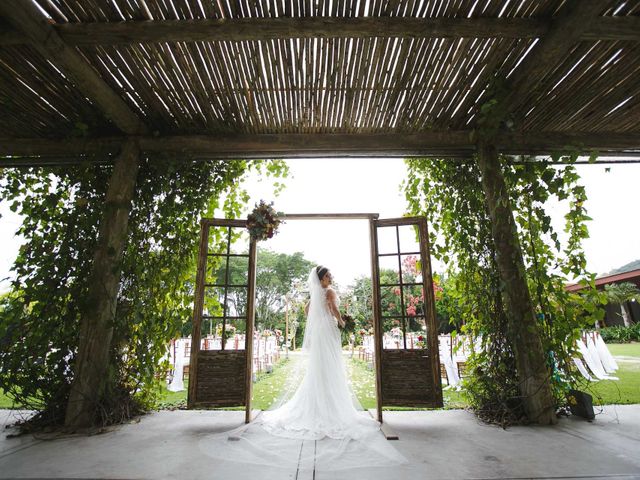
[304,300,310,317]
[326,289,345,328]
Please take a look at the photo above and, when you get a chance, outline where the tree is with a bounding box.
[404,155,604,426]
[604,282,640,327]
[254,249,314,331]
[0,158,288,429]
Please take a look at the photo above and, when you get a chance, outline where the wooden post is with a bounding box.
[187,222,209,409]
[476,142,557,425]
[245,238,258,423]
[284,295,289,359]
[369,217,384,423]
[65,139,140,429]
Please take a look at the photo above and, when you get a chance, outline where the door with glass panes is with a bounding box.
[370,216,443,421]
[187,219,257,423]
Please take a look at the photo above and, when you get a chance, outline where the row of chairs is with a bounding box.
[165,334,281,391]
[573,330,619,381]
[356,334,474,387]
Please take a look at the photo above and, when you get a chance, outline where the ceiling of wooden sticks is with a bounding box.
[0,0,639,164]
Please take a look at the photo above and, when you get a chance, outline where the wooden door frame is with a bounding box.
[369,216,443,423]
[189,213,439,426]
[187,218,257,423]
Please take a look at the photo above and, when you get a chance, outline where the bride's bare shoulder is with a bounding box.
[325,287,337,299]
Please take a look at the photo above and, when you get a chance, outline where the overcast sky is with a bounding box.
[1,158,639,292]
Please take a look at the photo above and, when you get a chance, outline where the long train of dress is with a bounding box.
[198,270,407,471]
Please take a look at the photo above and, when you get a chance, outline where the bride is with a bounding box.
[260,265,381,440]
[199,266,406,471]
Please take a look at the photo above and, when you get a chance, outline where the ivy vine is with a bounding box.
[403,155,605,426]
[0,156,288,430]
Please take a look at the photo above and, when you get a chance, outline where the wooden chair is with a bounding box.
[440,363,449,385]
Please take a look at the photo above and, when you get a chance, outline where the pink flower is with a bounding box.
[406,305,417,316]
[393,287,401,296]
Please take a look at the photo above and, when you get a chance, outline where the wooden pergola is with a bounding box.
[1,0,639,429]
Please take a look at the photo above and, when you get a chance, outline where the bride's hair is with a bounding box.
[316,265,329,281]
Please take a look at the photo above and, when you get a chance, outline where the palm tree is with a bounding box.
[604,282,640,327]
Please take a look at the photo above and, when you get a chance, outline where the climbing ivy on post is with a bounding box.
[476,142,556,425]
[404,155,604,426]
[0,156,288,430]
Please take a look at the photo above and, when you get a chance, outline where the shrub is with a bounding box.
[599,324,640,343]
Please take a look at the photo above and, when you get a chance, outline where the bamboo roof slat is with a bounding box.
[1,0,639,163]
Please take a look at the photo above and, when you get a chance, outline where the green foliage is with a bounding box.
[254,249,314,332]
[599,324,640,343]
[0,157,288,428]
[340,276,374,345]
[603,282,640,328]
[604,282,640,304]
[403,156,605,425]
[198,247,314,343]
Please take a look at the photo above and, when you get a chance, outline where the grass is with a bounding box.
[606,342,640,357]
[581,342,640,406]
[3,343,638,412]
[346,356,469,410]
[156,356,298,410]
[251,357,299,409]
[346,357,377,410]
[151,343,640,411]
[0,389,17,409]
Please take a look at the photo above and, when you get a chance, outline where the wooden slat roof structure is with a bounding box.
[0,0,639,165]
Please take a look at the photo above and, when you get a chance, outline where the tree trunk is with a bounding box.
[620,303,631,327]
[65,139,140,429]
[476,142,557,425]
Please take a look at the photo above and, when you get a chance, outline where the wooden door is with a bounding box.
[370,217,443,422]
[187,219,257,423]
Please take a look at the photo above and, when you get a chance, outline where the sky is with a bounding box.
[1,158,639,292]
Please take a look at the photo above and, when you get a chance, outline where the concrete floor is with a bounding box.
[1,405,639,480]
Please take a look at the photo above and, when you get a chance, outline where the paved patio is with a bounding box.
[1,405,639,480]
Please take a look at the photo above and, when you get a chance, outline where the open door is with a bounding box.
[370,216,443,423]
[188,219,257,423]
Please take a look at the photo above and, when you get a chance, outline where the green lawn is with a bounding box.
[0,389,16,409]
[581,342,640,405]
[157,356,299,410]
[346,356,468,410]
[156,344,640,411]
[3,343,637,411]
[607,342,640,357]
[155,354,470,411]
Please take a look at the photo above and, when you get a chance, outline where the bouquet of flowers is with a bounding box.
[216,323,236,342]
[415,334,427,349]
[340,314,355,332]
[247,200,282,241]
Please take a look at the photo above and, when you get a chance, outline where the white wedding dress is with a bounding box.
[198,268,406,472]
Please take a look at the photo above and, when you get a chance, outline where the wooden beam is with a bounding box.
[495,132,640,155]
[481,1,606,131]
[141,132,475,157]
[0,3,147,136]
[0,137,123,157]
[1,17,639,47]
[55,17,546,43]
[582,16,640,42]
[0,131,639,165]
